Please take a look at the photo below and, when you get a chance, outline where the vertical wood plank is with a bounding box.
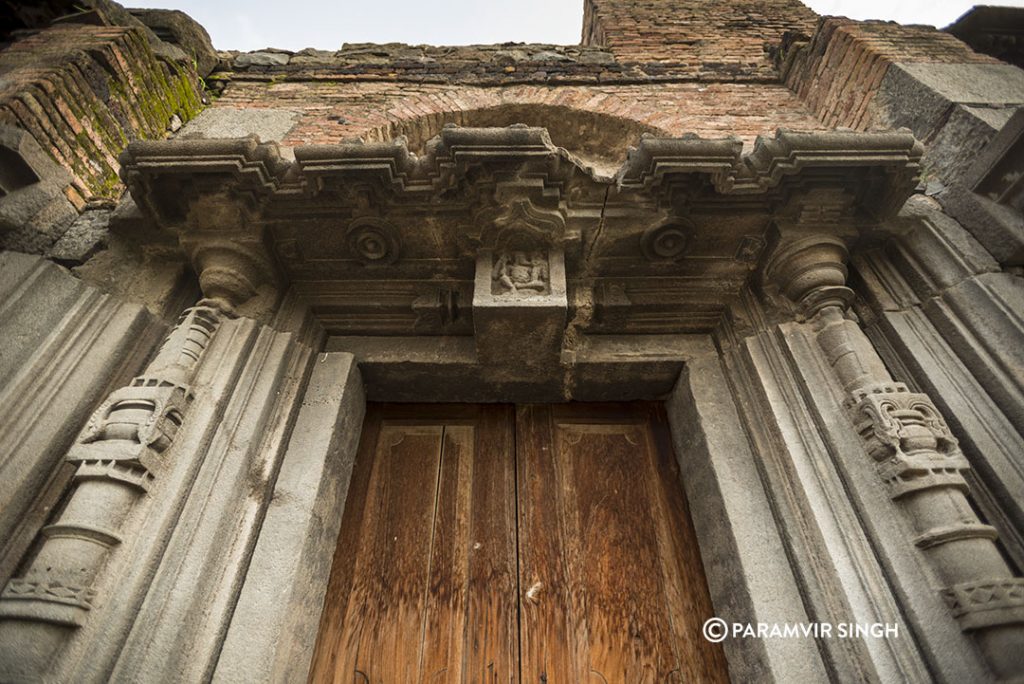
[418,424,473,683]
[333,423,445,683]
[462,405,519,684]
[516,404,584,683]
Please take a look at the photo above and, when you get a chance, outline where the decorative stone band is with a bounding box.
[40,522,123,547]
[0,580,96,627]
[942,579,1024,631]
[73,460,156,493]
[913,523,999,550]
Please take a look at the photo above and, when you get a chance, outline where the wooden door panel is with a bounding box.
[310,405,518,684]
[312,403,727,684]
[516,404,728,684]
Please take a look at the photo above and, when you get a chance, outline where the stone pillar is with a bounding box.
[764,232,1024,679]
[0,246,261,681]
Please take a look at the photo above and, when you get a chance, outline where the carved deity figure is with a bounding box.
[493,251,549,295]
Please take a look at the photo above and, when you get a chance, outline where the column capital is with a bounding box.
[762,233,854,318]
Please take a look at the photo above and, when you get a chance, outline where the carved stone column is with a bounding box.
[764,231,1024,679]
[0,255,257,681]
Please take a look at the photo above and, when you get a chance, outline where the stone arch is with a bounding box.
[359,88,672,175]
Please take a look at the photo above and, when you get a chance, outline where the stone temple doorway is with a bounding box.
[309,402,728,682]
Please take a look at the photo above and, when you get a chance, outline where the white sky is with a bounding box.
[127,0,1024,52]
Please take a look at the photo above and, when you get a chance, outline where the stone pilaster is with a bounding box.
[0,249,263,682]
[764,232,1024,680]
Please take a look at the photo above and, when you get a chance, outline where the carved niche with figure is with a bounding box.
[492,250,550,296]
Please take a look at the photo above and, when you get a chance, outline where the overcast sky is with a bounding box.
[127,0,1024,52]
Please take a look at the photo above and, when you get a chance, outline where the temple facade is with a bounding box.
[1,0,1024,681]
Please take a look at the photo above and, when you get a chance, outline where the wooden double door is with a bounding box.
[311,403,727,683]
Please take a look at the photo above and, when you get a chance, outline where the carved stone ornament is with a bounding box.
[69,380,194,471]
[492,251,551,296]
[640,221,690,262]
[847,382,969,498]
[346,217,400,265]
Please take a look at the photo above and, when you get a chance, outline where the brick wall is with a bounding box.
[582,0,818,76]
[780,17,998,130]
[213,80,825,166]
[0,24,203,202]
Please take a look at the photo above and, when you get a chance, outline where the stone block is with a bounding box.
[234,51,291,67]
[0,125,78,253]
[128,8,218,77]
[214,353,365,683]
[177,107,300,144]
[925,104,1015,185]
[472,247,567,368]
[941,107,1024,265]
[878,63,1024,141]
[667,355,829,683]
[47,208,112,264]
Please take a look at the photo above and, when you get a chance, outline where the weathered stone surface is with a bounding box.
[877,63,1024,147]
[781,16,1002,131]
[941,107,1024,265]
[0,23,204,204]
[234,50,290,67]
[177,107,300,143]
[924,104,1016,185]
[47,208,111,264]
[128,8,218,76]
[0,125,78,253]
[946,5,1024,70]
[667,355,829,683]
[215,352,364,683]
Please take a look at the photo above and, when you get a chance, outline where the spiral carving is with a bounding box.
[640,222,689,262]
[347,218,400,265]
